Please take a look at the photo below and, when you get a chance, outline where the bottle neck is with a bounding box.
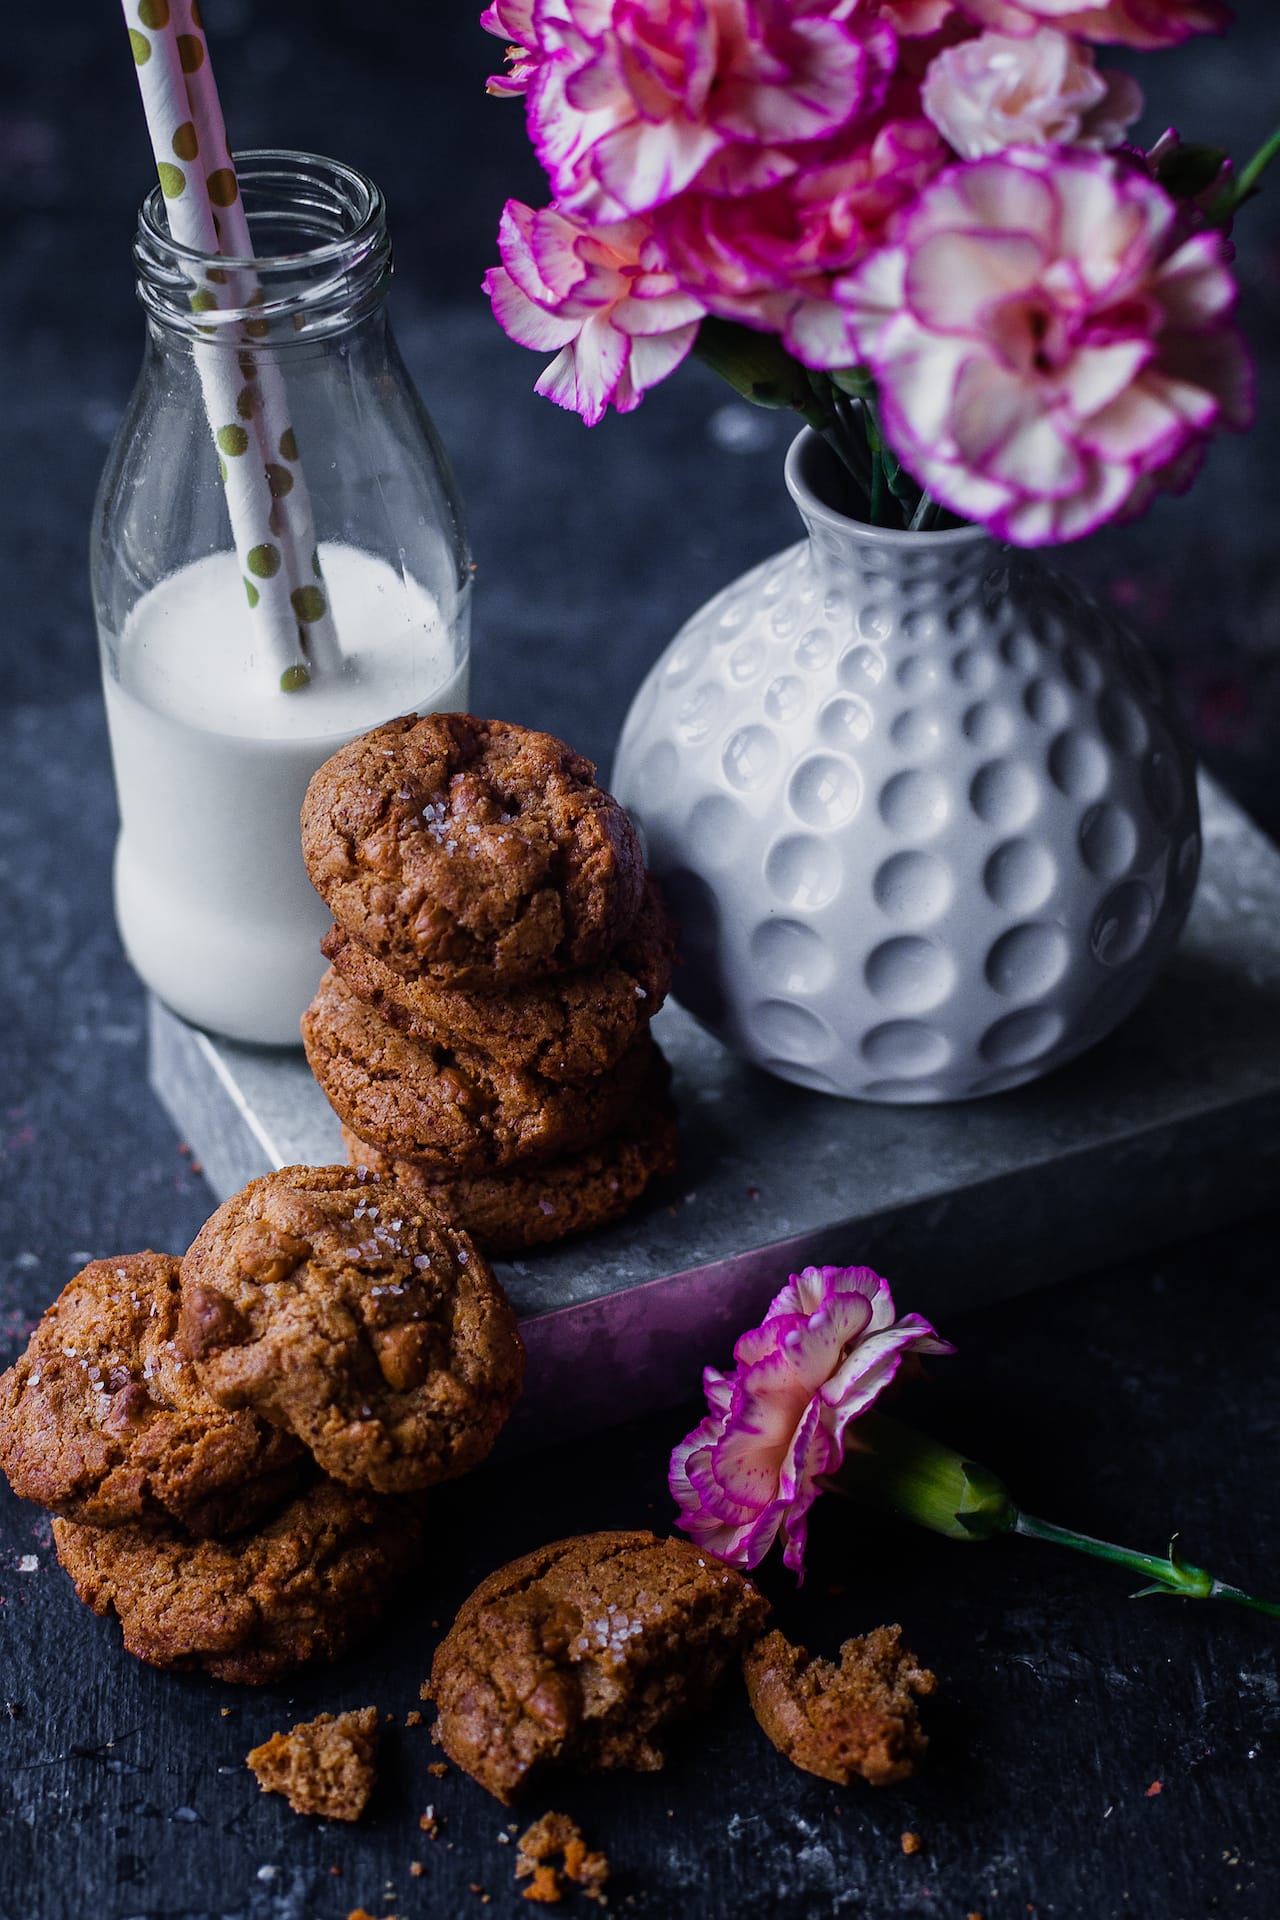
[134,148,392,347]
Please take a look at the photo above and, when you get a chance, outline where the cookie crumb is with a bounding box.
[1146,1780,1163,1797]
[246,1707,379,1821]
[745,1625,935,1788]
[419,1806,440,1838]
[428,1759,449,1778]
[405,1710,423,1727]
[220,1707,233,1719]
[516,1812,610,1906]
[409,1862,425,1878]
[901,1831,922,1856]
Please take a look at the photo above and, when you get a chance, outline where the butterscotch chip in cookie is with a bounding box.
[0,1254,304,1537]
[743,1625,935,1787]
[424,1531,769,1803]
[303,971,651,1174]
[301,713,645,987]
[53,1480,421,1684]
[340,1052,677,1253]
[179,1166,523,1494]
[323,877,675,1084]
[246,1705,380,1820]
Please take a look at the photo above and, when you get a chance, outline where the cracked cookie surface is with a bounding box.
[743,1625,935,1786]
[425,1530,769,1802]
[0,1253,304,1537]
[301,713,645,988]
[341,1047,677,1253]
[303,969,651,1173]
[321,876,675,1084]
[179,1166,523,1495]
[53,1479,420,1684]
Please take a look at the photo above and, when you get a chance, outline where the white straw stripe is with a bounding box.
[176,0,340,672]
[122,0,312,688]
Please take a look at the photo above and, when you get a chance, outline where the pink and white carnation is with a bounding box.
[860,0,962,31]
[954,0,1232,50]
[655,117,948,368]
[484,199,706,424]
[840,146,1253,544]
[522,0,898,220]
[922,28,1142,158]
[669,1264,953,1578]
[481,0,540,95]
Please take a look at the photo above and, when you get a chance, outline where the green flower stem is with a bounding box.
[834,1411,1280,1618]
[1211,120,1280,222]
[1012,1513,1280,1617]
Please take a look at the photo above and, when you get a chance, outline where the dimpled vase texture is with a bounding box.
[612,432,1200,1103]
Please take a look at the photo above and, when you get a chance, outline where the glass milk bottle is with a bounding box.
[91,150,470,1046]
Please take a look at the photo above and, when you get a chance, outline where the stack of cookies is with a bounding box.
[299,713,679,1253]
[0,1165,523,1682]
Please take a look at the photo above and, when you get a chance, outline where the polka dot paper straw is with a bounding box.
[122,0,329,689]
[170,0,339,673]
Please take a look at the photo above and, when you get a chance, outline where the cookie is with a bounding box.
[0,1253,304,1538]
[322,877,675,1084]
[424,1530,769,1803]
[179,1166,523,1495]
[340,1054,678,1253]
[300,713,645,988]
[303,970,651,1174]
[53,1480,420,1685]
[246,1706,380,1820]
[515,1813,610,1903]
[743,1625,935,1787]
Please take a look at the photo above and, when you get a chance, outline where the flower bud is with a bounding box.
[838,1411,1018,1542]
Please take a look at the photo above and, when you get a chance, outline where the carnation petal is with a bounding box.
[485,265,581,353]
[905,228,1048,334]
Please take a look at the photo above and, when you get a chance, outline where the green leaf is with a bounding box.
[1155,143,1227,200]
[692,317,828,424]
[830,366,875,400]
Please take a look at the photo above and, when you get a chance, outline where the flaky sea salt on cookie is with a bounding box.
[179,1165,523,1495]
[424,1530,769,1802]
[0,1252,304,1537]
[300,712,645,987]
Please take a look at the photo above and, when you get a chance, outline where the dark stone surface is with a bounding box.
[2,5,1279,1918]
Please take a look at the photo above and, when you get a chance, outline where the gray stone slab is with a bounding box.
[150,772,1280,1444]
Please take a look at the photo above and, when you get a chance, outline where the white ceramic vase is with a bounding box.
[613,430,1201,1103]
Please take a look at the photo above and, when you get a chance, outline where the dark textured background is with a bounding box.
[2,5,1279,1918]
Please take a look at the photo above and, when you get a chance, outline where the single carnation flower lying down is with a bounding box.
[840,145,1252,544]
[670,1265,952,1578]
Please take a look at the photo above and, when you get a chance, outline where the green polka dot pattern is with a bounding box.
[157,162,185,199]
[206,168,238,208]
[137,0,170,27]
[265,464,294,498]
[216,423,249,457]
[279,664,311,693]
[129,29,151,64]
[244,578,260,608]
[176,33,204,72]
[278,427,299,462]
[247,544,282,579]
[290,586,327,625]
